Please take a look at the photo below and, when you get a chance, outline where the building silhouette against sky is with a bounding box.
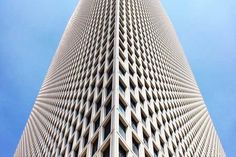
[15,0,225,156]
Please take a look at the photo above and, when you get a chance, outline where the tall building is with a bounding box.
[15,0,225,157]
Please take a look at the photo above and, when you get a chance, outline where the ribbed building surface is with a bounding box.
[15,0,225,157]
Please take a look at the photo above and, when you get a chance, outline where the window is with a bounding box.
[94,116,100,132]
[91,81,95,91]
[119,49,126,61]
[83,132,89,146]
[92,137,98,156]
[83,92,88,103]
[168,149,173,157]
[72,123,76,133]
[81,152,87,157]
[132,137,139,156]
[99,66,105,78]
[107,67,113,79]
[141,111,147,126]
[156,118,162,130]
[119,144,127,157]
[92,68,97,78]
[100,55,105,65]
[119,119,126,139]
[119,64,126,76]
[145,152,150,157]
[108,52,113,64]
[131,116,138,132]
[98,81,103,94]
[68,140,72,152]
[86,112,91,126]
[106,81,112,96]
[138,80,142,89]
[119,79,126,95]
[146,92,151,102]
[102,145,110,157]
[165,131,169,141]
[160,136,165,148]
[151,124,156,138]
[154,105,158,114]
[148,108,153,118]
[130,78,135,91]
[96,97,102,112]
[104,119,111,140]
[129,65,134,76]
[153,147,158,157]
[128,55,134,65]
[130,96,137,111]
[143,130,149,147]
[162,115,166,125]
[89,95,94,107]
[80,109,85,121]
[137,68,142,78]
[139,93,145,106]
[105,98,112,115]
[74,146,79,157]
[119,98,126,114]
[77,127,82,140]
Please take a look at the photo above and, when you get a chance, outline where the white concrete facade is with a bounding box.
[15,0,225,157]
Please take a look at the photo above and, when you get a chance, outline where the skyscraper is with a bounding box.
[15,0,225,156]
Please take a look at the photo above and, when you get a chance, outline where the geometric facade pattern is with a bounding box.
[15,0,225,157]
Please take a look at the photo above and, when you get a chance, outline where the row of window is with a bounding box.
[117,0,183,156]
[45,1,118,155]
[118,115,160,157]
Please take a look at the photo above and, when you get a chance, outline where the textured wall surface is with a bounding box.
[15,0,225,157]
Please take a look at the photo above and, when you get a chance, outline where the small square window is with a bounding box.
[102,145,110,157]
[151,124,156,138]
[119,64,126,76]
[119,144,127,157]
[92,137,98,156]
[130,78,135,91]
[130,96,137,111]
[129,65,134,76]
[153,146,159,157]
[98,81,103,94]
[148,108,153,118]
[86,112,91,126]
[141,111,147,126]
[132,137,139,156]
[96,97,102,112]
[119,98,126,114]
[107,67,113,79]
[119,119,127,139]
[83,133,89,146]
[104,119,111,140]
[131,116,138,132]
[139,93,145,105]
[160,136,165,148]
[105,98,112,115]
[94,116,100,132]
[80,110,85,121]
[156,118,162,130]
[108,53,113,64]
[106,81,112,96]
[74,146,79,157]
[77,127,82,140]
[91,81,95,91]
[143,130,149,147]
[119,79,126,95]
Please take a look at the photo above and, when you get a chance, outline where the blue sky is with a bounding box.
[0,0,235,157]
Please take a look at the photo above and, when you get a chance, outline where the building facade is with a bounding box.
[15,0,225,157]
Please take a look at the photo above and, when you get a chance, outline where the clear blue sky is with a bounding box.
[0,0,235,157]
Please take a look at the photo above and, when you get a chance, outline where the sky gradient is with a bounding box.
[0,0,235,157]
